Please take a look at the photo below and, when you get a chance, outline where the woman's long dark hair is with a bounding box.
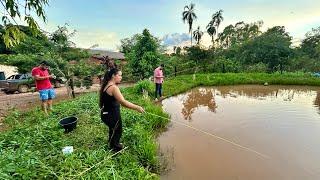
[99,68,120,109]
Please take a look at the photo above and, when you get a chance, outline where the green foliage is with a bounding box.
[119,34,141,54]
[0,0,49,47]
[208,9,223,46]
[0,54,9,63]
[4,54,41,73]
[74,76,92,89]
[163,23,319,75]
[175,46,182,55]
[1,24,97,93]
[61,48,90,61]
[217,21,262,48]
[10,36,52,55]
[71,59,99,77]
[238,26,292,72]
[289,55,320,72]
[211,57,241,73]
[185,46,208,64]
[2,25,26,47]
[206,20,217,46]
[127,29,161,79]
[140,52,159,78]
[71,60,99,88]
[50,25,76,50]
[193,26,203,45]
[134,80,154,96]
[244,62,268,73]
[300,26,320,59]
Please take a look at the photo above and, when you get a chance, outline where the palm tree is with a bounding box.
[206,21,217,47]
[182,3,197,46]
[211,9,224,40]
[193,26,203,45]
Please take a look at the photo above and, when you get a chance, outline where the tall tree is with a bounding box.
[173,46,177,54]
[49,25,91,98]
[217,24,235,48]
[119,34,141,55]
[211,10,224,41]
[239,26,292,72]
[217,21,262,48]
[182,3,197,46]
[300,26,320,59]
[176,46,181,55]
[127,29,161,79]
[193,26,203,45]
[206,21,217,47]
[0,0,49,47]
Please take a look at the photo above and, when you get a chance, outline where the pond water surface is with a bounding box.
[159,85,320,180]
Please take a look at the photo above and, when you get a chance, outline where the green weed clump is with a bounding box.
[133,80,155,97]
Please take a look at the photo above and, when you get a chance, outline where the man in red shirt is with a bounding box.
[31,61,56,115]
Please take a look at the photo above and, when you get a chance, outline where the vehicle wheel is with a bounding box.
[54,81,61,88]
[18,85,29,93]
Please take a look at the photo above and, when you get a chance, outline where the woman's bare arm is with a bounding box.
[112,86,144,113]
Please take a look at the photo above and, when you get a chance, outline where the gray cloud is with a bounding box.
[162,33,190,46]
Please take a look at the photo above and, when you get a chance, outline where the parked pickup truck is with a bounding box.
[0,73,65,94]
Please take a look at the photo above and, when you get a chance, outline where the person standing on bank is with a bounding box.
[154,64,164,101]
[99,68,145,152]
[31,60,56,115]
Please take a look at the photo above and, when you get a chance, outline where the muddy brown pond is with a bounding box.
[159,85,320,180]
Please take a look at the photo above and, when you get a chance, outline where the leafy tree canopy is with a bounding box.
[126,29,161,79]
[300,26,320,59]
[237,26,292,72]
[0,0,49,47]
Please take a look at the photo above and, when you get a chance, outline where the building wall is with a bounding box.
[0,65,18,78]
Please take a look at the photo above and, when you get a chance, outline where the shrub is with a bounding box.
[245,63,268,73]
[133,80,154,97]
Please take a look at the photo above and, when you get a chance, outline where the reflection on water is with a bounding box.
[314,91,320,110]
[182,88,217,120]
[180,85,320,121]
[159,85,320,180]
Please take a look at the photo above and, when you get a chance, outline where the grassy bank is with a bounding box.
[1,72,319,179]
[163,72,320,97]
[0,86,169,179]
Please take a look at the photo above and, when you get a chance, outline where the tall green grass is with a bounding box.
[0,87,168,179]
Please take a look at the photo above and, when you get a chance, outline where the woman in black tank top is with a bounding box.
[99,68,145,152]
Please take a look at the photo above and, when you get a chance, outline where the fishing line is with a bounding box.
[144,111,270,159]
